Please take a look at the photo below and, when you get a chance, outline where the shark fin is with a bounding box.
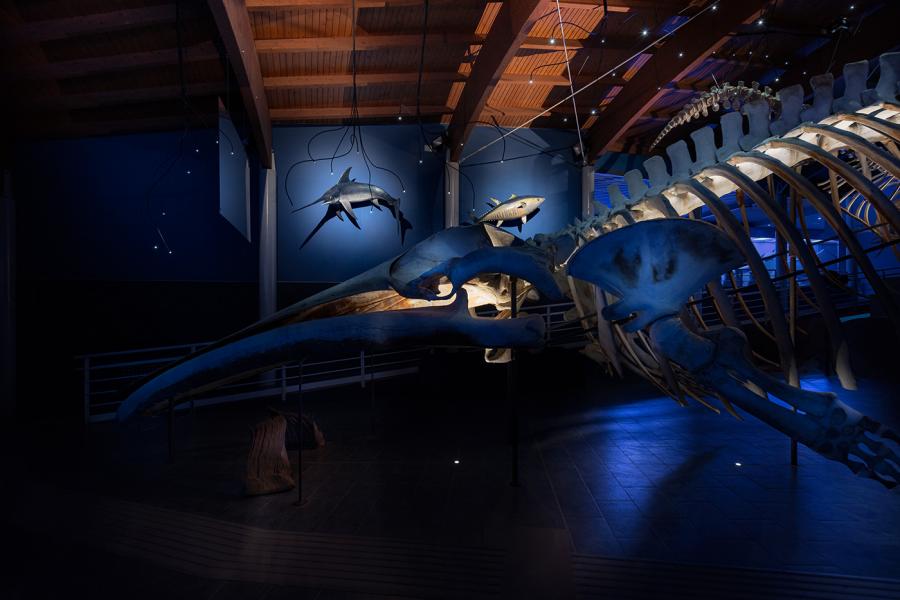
[338,167,352,183]
[372,198,382,210]
[522,214,528,225]
[489,198,500,206]
[335,211,344,222]
[339,197,357,220]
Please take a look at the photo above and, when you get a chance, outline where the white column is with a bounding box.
[581,164,594,219]
[259,153,277,319]
[445,151,460,228]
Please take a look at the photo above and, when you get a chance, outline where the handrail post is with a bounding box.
[360,351,366,388]
[83,356,91,428]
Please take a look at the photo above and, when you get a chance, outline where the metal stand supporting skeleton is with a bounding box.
[508,277,519,487]
[294,360,308,507]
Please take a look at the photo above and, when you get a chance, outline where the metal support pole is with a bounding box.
[508,277,519,487]
[83,356,91,429]
[167,397,175,463]
[295,360,307,507]
[445,151,460,228]
[789,190,799,467]
[581,164,594,219]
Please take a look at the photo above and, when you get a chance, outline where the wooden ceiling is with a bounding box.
[2,0,898,162]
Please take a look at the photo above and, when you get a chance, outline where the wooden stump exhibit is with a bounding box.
[244,413,295,496]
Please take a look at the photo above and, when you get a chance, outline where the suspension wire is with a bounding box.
[554,0,586,165]
[459,1,719,164]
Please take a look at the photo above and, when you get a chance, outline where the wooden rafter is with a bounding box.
[271,105,450,120]
[246,0,640,10]
[446,0,547,161]
[587,1,769,160]
[262,71,627,89]
[1,5,179,45]
[1,42,220,81]
[207,0,273,168]
[254,34,599,53]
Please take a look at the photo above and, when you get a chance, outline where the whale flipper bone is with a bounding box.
[690,127,717,174]
[666,140,693,182]
[716,111,744,161]
[833,60,869,113]
[624,169,649,202]
[800,73,834,123]
[769,84,804,136]
[608,184,629,213]
[741,98,772,150]
[643,155,671,196]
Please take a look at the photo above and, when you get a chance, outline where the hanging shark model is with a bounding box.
[293,167,411,248]
[472,194,544,228]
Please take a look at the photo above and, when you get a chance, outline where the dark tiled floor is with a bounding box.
[4,351,900,597]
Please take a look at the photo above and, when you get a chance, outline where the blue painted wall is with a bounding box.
[15,128,258,282]
[458,127,582,238]
[274,125,445,282]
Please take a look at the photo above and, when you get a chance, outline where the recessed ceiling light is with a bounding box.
[641,28,649,36]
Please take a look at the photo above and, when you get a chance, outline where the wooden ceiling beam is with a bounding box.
[246,0,659,10]
[1,41,219,81]
[262,71,627,89]
[2,5,180,45]
[587,0,769,160]
[255,33,483,52]
[30,82,226,110]
[254,34,649,53]
[501,72,628,86]
[264,71,464,88]
[271,105,451,120]
[446,0,547,161]
[207,0,273,168]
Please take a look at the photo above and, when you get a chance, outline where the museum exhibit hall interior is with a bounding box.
[2,0,900,598]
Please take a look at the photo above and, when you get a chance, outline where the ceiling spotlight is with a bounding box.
[397,115,403,121]
[678,51,684,58]
[186,169,191,175]
[849,3,855,9]
[775,77,780,82]
[563,116,568,122]
[168,250,173,255]
[711,3,718,10]
[641,28,649,36]
[153,245,158,250]
[590,108,597,115]
[601,37,606,44]
[757,18,764,26]
[549,37,556,44]
[418,159,423,164]
[453,460,460,465]
[529,78,534,84]
[735,462,742,467]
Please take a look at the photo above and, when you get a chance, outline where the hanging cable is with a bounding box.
[554,0,586,165]
[460,0,720,164]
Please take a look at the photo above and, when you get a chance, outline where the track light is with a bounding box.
[549,37,556,44]
[641,28,649,36]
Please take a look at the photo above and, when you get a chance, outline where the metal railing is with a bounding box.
[76,265,896,426]
[76,301,582,425]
